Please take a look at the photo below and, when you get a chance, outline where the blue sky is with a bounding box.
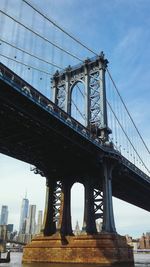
[0,0,150,238]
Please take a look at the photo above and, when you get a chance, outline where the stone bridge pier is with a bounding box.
[23,159,133,264]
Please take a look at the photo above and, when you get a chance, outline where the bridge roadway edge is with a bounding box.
[0,73,150,212]
[22,233,134,264]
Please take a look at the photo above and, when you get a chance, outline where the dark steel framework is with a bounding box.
[52,52,111,142]
[41,53,116,235]
[0,58,150,238]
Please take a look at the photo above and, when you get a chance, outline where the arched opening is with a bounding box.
[71,81,86,126]
[71,182,84,235]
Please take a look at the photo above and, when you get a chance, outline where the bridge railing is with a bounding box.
[0,62,150,182]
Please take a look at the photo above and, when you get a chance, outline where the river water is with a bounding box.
[0,253,150,267]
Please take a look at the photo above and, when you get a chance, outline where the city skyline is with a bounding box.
[0,193,44,233]
[0,0,150,238]
[0,179,150,238]
[0,196,43,245]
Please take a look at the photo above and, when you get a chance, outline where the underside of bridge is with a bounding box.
[1,62,149,264]
[0,75,150,212]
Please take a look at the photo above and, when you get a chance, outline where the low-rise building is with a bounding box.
[139,232,150,249]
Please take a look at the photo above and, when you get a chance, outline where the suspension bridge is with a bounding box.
[0,0,150,265]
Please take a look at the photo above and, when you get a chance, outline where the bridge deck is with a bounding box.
[0,63,150,212]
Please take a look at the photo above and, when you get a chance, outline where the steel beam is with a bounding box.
[102,160,116,232]
[83,179,97,234]
[42,179,56,235]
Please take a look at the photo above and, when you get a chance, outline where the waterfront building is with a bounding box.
[96,221,102,232]
[25,205,36,235]
[126,235,140,251]
[24,233,33,244]
[7,224,13,233]
[0,225,7,240]
[19,197,29,233]
[36,210,43,234]
[6,224,14,239]
[139,232,150,249]
[132,239,139,251]
[16,232,33,244]
[0,205,8,225]
[74,221,80,235]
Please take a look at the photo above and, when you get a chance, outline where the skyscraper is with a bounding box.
[19,198,29,233]
[36,210,43,234]
[0,205,8,225]
[7,224,14,233]
[25,205,36,235]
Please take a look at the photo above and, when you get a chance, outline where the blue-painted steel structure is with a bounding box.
[0,61,150,215]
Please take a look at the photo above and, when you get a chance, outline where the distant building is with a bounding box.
[7,224,13,233]
[36,210,43,234]
[132,239,139,251]
[0,225,7,240]
[0,205,8,225]
[139,232,150,249]
[16,232,33,244]
[25,205,36,235]
[126,235,139,251]
[96,221,102,232]
[74,221,80,235]
[19,198,29,233]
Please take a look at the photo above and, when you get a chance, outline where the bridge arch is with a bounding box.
[71,182,84,233]
[70,81,86,126]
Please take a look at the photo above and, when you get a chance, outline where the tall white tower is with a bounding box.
[19,198,29,233]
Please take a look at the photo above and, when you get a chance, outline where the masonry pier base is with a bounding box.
[22,233,133,265]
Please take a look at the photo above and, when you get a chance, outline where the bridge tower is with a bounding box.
[52,52,111,141]
[50,52,115,234]
[23,53,133,264]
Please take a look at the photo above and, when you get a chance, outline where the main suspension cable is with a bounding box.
[0,10,83,63]
[0,38,63,70]
[22,0,98,56]
[1,6,149,166]
[0,53,53,75]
